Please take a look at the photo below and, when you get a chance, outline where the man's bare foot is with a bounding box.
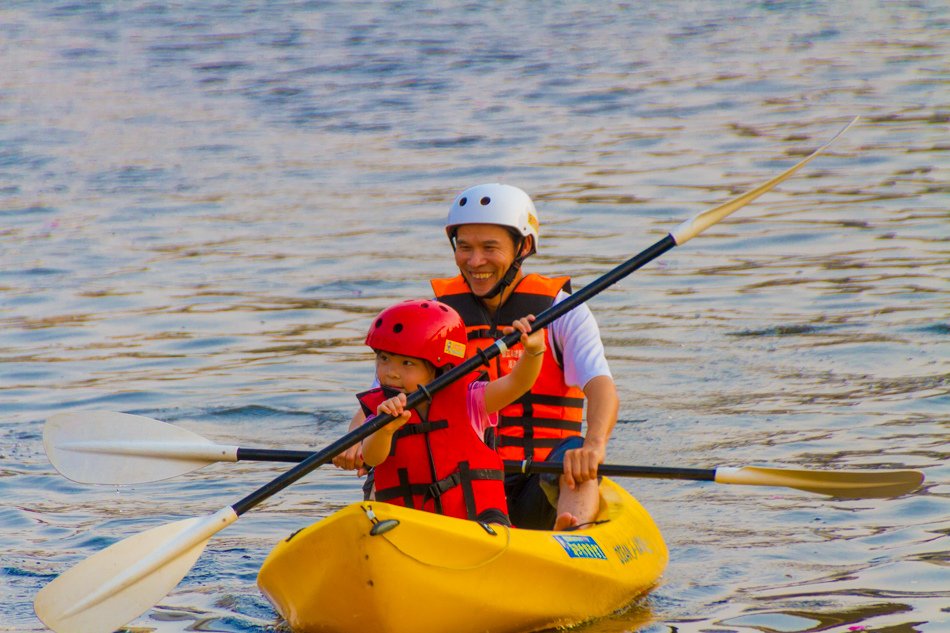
[553,512,579,531]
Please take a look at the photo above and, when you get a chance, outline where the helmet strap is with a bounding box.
[480,237,529,300]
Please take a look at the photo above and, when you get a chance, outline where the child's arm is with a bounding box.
[483,315,546,413]
[361,393,412,466]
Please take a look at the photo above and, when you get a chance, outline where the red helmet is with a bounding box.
[365,299,468,368]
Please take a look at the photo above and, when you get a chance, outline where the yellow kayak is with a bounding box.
[257,477,667,633]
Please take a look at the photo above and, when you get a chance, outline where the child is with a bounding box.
[358,299,546,525]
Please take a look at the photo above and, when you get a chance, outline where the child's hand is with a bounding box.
[377,392,412,431]
[510,314,546,358]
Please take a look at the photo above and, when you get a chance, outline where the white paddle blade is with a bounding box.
[671,116,859,245]
[45,411,239,484]
[715,466,924,499]
[34,507,237,633]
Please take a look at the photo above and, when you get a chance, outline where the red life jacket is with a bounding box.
[357,378,508,521]
[430,273,586,462]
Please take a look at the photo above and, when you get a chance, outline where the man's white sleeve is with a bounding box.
[549,291,612,390]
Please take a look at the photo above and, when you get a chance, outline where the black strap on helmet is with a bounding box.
[479,235,530,300]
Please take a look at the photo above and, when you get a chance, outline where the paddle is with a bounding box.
[35,117,859,633]
[514,461,924,499]
[45,410,924,498]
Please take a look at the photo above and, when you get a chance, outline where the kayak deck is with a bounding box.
[257,477,667,633]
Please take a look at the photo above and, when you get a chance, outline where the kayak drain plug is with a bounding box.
[370,519,400,536]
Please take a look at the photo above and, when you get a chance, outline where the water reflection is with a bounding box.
[721,601,914,633]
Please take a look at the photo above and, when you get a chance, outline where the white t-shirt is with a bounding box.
[548,290,612,391]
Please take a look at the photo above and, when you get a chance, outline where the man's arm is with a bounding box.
[549,294,617,488]
[561,375,618,488]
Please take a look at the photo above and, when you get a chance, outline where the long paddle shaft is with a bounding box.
[35,117,860,633]
[45,411,924,498]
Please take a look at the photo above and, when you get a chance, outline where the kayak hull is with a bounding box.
[257,477,667,633]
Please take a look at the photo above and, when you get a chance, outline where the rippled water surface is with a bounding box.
[2,2,948,632]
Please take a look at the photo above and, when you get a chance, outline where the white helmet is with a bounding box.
[446,183,539,255]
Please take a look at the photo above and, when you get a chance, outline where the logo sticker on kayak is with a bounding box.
[554,535,607,560]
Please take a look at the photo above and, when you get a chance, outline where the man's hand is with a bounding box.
[562,374,618,488]
[561,439,606,489]
[332,410,368,476]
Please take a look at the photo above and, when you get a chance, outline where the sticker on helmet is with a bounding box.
[444,339,466,358]
[527,212,539,235]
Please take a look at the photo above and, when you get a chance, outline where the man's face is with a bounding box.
[453,224,519,298]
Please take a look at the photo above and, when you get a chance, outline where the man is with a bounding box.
[334,183,618,531]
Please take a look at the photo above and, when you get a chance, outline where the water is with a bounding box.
[1,1,947,631]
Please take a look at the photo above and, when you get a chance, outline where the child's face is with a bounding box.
[375,351,436,393]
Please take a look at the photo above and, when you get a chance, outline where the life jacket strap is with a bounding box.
[498,416,583,432]
[496,435,566,460]
[376,473,430,507]
[391,419,449,440]
[424,462,505,520]
[397,468,417,509]
[375,463,504,520]
[388,419,450,457]
[516,393,585,409]
[467,327,497,341]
